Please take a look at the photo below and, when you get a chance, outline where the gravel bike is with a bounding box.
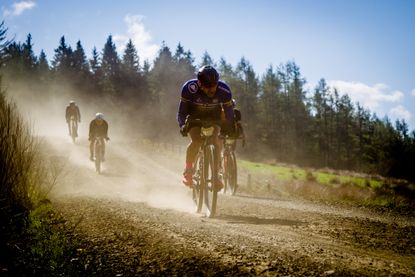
[221,136,238,195]
[92,136,105,174]
[69,116,78,143]
[183,117,222,218]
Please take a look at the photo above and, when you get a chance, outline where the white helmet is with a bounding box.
[95,112,104,120]
[69,100,75,104]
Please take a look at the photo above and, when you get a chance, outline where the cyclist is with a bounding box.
[65,100,81,137]
[222,99,245,151]
[177,65,235,189]
[88,113,109,162]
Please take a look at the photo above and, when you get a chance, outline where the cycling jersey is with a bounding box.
[66,105,81,122]
[177,79,234,127]
[89,119,108,139]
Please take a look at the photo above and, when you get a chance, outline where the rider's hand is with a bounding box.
[88,137,92,141]
[105,137,110,141]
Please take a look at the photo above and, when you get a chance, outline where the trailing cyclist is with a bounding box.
[65,100,81,138]
[177,65,235,189]
[223,99,246,151]
[89,113,109,162]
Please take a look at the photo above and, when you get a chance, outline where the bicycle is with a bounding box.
[183,117,222,218]
[69,116,78,143]
[221,135,238,195]
[92,136,106,174]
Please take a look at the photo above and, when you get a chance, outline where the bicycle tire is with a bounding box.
[228,151,237,195]
[223,152,230,194]
[95,141,101,174]
[192,153,204,213]
[71,120,76,143]
[203,144,218,218]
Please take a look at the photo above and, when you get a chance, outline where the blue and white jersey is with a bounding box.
[177,79,234,127]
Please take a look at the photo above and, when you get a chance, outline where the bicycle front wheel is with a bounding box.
[71,121,76,143]
[95,142,102,174]
[227,151,237,195]
[192,153,204,213]
[203,144,218,218]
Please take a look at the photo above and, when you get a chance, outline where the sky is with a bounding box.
[2,0,415,131]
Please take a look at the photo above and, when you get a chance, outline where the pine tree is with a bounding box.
[199,51,215,67]
[259,65,282,158]
[21,34,37,72]
[0,21,12,65]
[100,35,121,97]
[122,39,140,74]
[51,36,73,76]
[37,50,49,82]
[73,40,90,74]
[88,46,102,97]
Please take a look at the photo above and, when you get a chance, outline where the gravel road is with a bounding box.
[46,137,415,276]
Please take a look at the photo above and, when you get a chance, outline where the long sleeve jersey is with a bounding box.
[65,105,81,122]
[89,119,108,139]
[176,79,234,127]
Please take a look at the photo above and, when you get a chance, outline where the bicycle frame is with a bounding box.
[93,137,105,174]
[222,136,238,195]
[69,116,78,143]
[188,119,222,218]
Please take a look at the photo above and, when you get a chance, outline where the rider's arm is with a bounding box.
[218,81,235,123]
[177,98,190,127]
[177,81,193,127]
[223,100,234,122]
[76,106,81,122]
[104,121,109,139]
[89,121,94,140]
[65,107,70,122]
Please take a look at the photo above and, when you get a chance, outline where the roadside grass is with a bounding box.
[238,160,415,213]
[0,91,79,275]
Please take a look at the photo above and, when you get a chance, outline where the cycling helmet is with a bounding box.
[197,65,219,87]
[69,100,75,104]
[95,112,104,120]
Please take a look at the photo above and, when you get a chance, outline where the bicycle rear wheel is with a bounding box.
[95,142,102,174]
[203,144,218,218]
[192,153,204,213]
[71,121,76,143]
[227,151,237,195]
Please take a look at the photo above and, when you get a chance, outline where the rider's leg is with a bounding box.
[89,140,94,161]
[67,122,71,136]
[101,139,106,162]
[213,126,222,168]
[74,121,78,137]
[187,127,203,164]
[213,126,224,190]
[183,127,202,186]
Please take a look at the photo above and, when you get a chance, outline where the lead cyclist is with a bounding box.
[177,65,235,189]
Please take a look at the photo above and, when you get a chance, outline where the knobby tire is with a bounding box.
[204,144,218,218]
[228,151,237,195]
[192,154,204,213]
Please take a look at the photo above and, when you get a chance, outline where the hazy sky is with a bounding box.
[2,0,415,130]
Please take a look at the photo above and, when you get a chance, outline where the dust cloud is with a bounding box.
[5,79,196,215]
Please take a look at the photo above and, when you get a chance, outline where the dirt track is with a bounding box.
[46,137,415,276]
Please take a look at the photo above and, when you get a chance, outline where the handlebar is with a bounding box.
[182,116,228,137]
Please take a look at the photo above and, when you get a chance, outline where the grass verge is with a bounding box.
[238,160,415,214]
[0,91,81,275]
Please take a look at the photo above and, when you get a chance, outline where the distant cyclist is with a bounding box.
[89,113,109,161]
[223,99,245,150]
[65,100,81,137]
[177,65,235,188]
